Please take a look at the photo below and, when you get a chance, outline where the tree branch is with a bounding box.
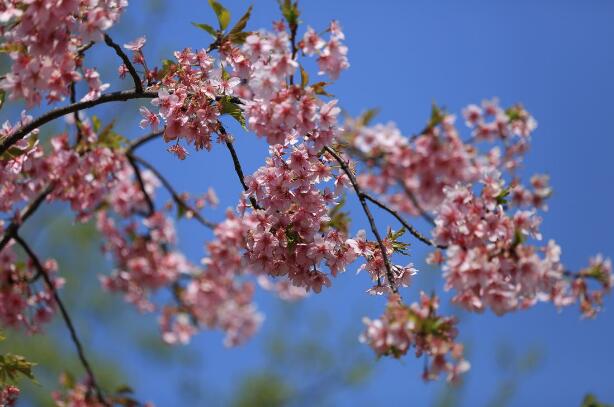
[218,123,262,210]
[13,234,109,406]
[103,34,143,93]
[0,89,157,155]
[323,146,398,293]
[0,184,54,253]
[362,193,446,249]
[130,155,217,230]
[126,155,156,216]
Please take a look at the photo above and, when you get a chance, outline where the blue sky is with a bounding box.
[10,0,614,405]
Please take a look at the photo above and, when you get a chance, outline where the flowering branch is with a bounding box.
[323,146,398,293]
[13,234,109,406]
[103,34,143,93]
[219,124,262,210]
[362,193,446,249]
[0,89,157,155]
[0,184,54,253]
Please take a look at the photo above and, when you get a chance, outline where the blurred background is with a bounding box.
[2,0,613,405]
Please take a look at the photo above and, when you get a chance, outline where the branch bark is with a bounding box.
[13,234,109,406]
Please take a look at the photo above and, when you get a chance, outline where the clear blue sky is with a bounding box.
[24,0,614,405]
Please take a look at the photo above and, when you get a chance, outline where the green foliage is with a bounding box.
[0,353,36,385]
[192,22,218,38]
[231,373,292,407]
[208,0,231,31]
[278,0,300,29]
[219,96,246,128]
[359,108,380,127]
[0,133,38,160]
[582,394,614,407]
[387,227,410,255]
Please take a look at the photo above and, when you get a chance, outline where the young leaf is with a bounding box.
[192,22,218,38]
[208,0,231,31]
[229,5,253,36]
[220,96,246,129]
[300,65,309,88]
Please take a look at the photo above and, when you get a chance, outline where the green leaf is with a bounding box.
[311,81,334,97]
[495,187,511,205]
[228,31,251,44]
[0,353,37,385]
[220,96,246,129]
[208,0,231,31]
[0,90,5,111]
[299,65,309,88]
[192,22,218,38]
[360,108,380,126]
[159,59,177,79]
[278,0,300,28]
[428,102,446,129]
[229,5,253,36]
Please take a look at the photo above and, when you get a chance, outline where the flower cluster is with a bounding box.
[97,211,192,313]
[241,22,347,147]
[432,178,612,317]
[0,385,19,406]
[300,21,350,80]
[361,293,469,382]
[0,0,127,106]
[344,100,538,217]
[0,231,61,333]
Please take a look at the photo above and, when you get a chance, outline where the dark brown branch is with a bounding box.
[323,146,397,293]
[362,194,446,249]
[103,34,143,93]
[0,89,157,155]
[218,123,262,210]
[0,184,54,253]
[13,234,109,406]
[126,130,163,153]
[130,155,217,230]
[126,155,155,216]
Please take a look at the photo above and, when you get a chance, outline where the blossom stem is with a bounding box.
[13,234,109,406]
[323,146,398,293]
[103,34,143,93]
[219,124,262,210]
[362,193,446,249]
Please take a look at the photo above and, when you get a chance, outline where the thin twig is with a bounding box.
[0,89,157,155]
[0,184,54,253]
[323,146,397,293]
[13,234,109,406]
[362,194,446,249]
[103,34,143,93]
[218,123,262,210]
[130,155,217,230]
[126,130,163,153]
[126,155,155,216]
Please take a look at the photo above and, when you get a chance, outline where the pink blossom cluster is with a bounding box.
[164,210,262,347]
[240,22,346,146]
[144,47,227,154]
[0,0,127,106]
[300,21,350,80]
[242,144,360,291]
[361,293,469,382]
[52,373,154,407]
[0,231,61,332]
[97,211,192,312]
[432,178,612,317]
[348,117,478,215]
[345,100,538,216]
[0,385,19,406]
